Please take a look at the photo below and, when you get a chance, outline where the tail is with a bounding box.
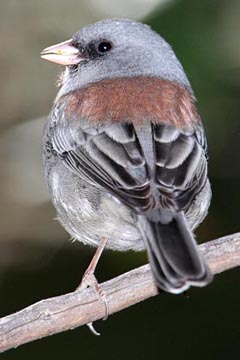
[138,210,212,294]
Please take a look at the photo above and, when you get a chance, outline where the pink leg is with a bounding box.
[79,237,108,281]
[77,237,109,323]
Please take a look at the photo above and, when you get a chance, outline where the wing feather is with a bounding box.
[48,103,208,215]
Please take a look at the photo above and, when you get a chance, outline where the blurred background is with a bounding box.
[0,0,240,359]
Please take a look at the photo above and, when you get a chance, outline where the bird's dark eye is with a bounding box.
[97,41,112,54]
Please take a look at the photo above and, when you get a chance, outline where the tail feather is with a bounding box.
[138,211,212,294]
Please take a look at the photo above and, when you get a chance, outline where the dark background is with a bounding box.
[0,0,239,359]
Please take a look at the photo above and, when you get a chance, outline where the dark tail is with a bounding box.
[138,210,212,294]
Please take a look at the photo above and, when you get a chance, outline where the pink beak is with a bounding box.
[41,39,84,66]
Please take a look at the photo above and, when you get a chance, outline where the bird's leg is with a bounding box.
[80,237,108,283]
[77,237,109,327]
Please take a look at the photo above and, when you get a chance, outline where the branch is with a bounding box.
[0,232,240,353]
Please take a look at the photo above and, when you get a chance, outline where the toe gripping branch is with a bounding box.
[77,237,109,335]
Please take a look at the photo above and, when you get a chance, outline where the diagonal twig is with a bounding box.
[0,232,240,353]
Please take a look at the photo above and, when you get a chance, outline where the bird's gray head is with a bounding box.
[41,18,192,98]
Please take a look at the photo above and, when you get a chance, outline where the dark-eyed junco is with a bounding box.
[41,18,212,294]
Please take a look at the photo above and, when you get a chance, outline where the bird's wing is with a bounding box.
[153,122,208,212]
[48,105,154,213]
[48,102,208,215]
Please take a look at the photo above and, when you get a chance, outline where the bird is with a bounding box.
[41,18,213,295]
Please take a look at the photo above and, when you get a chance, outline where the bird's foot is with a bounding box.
[77,237,109,334]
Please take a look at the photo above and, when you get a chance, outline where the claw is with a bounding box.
[87,322,101,336]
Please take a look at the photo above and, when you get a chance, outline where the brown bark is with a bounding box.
[0,232,239,353]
